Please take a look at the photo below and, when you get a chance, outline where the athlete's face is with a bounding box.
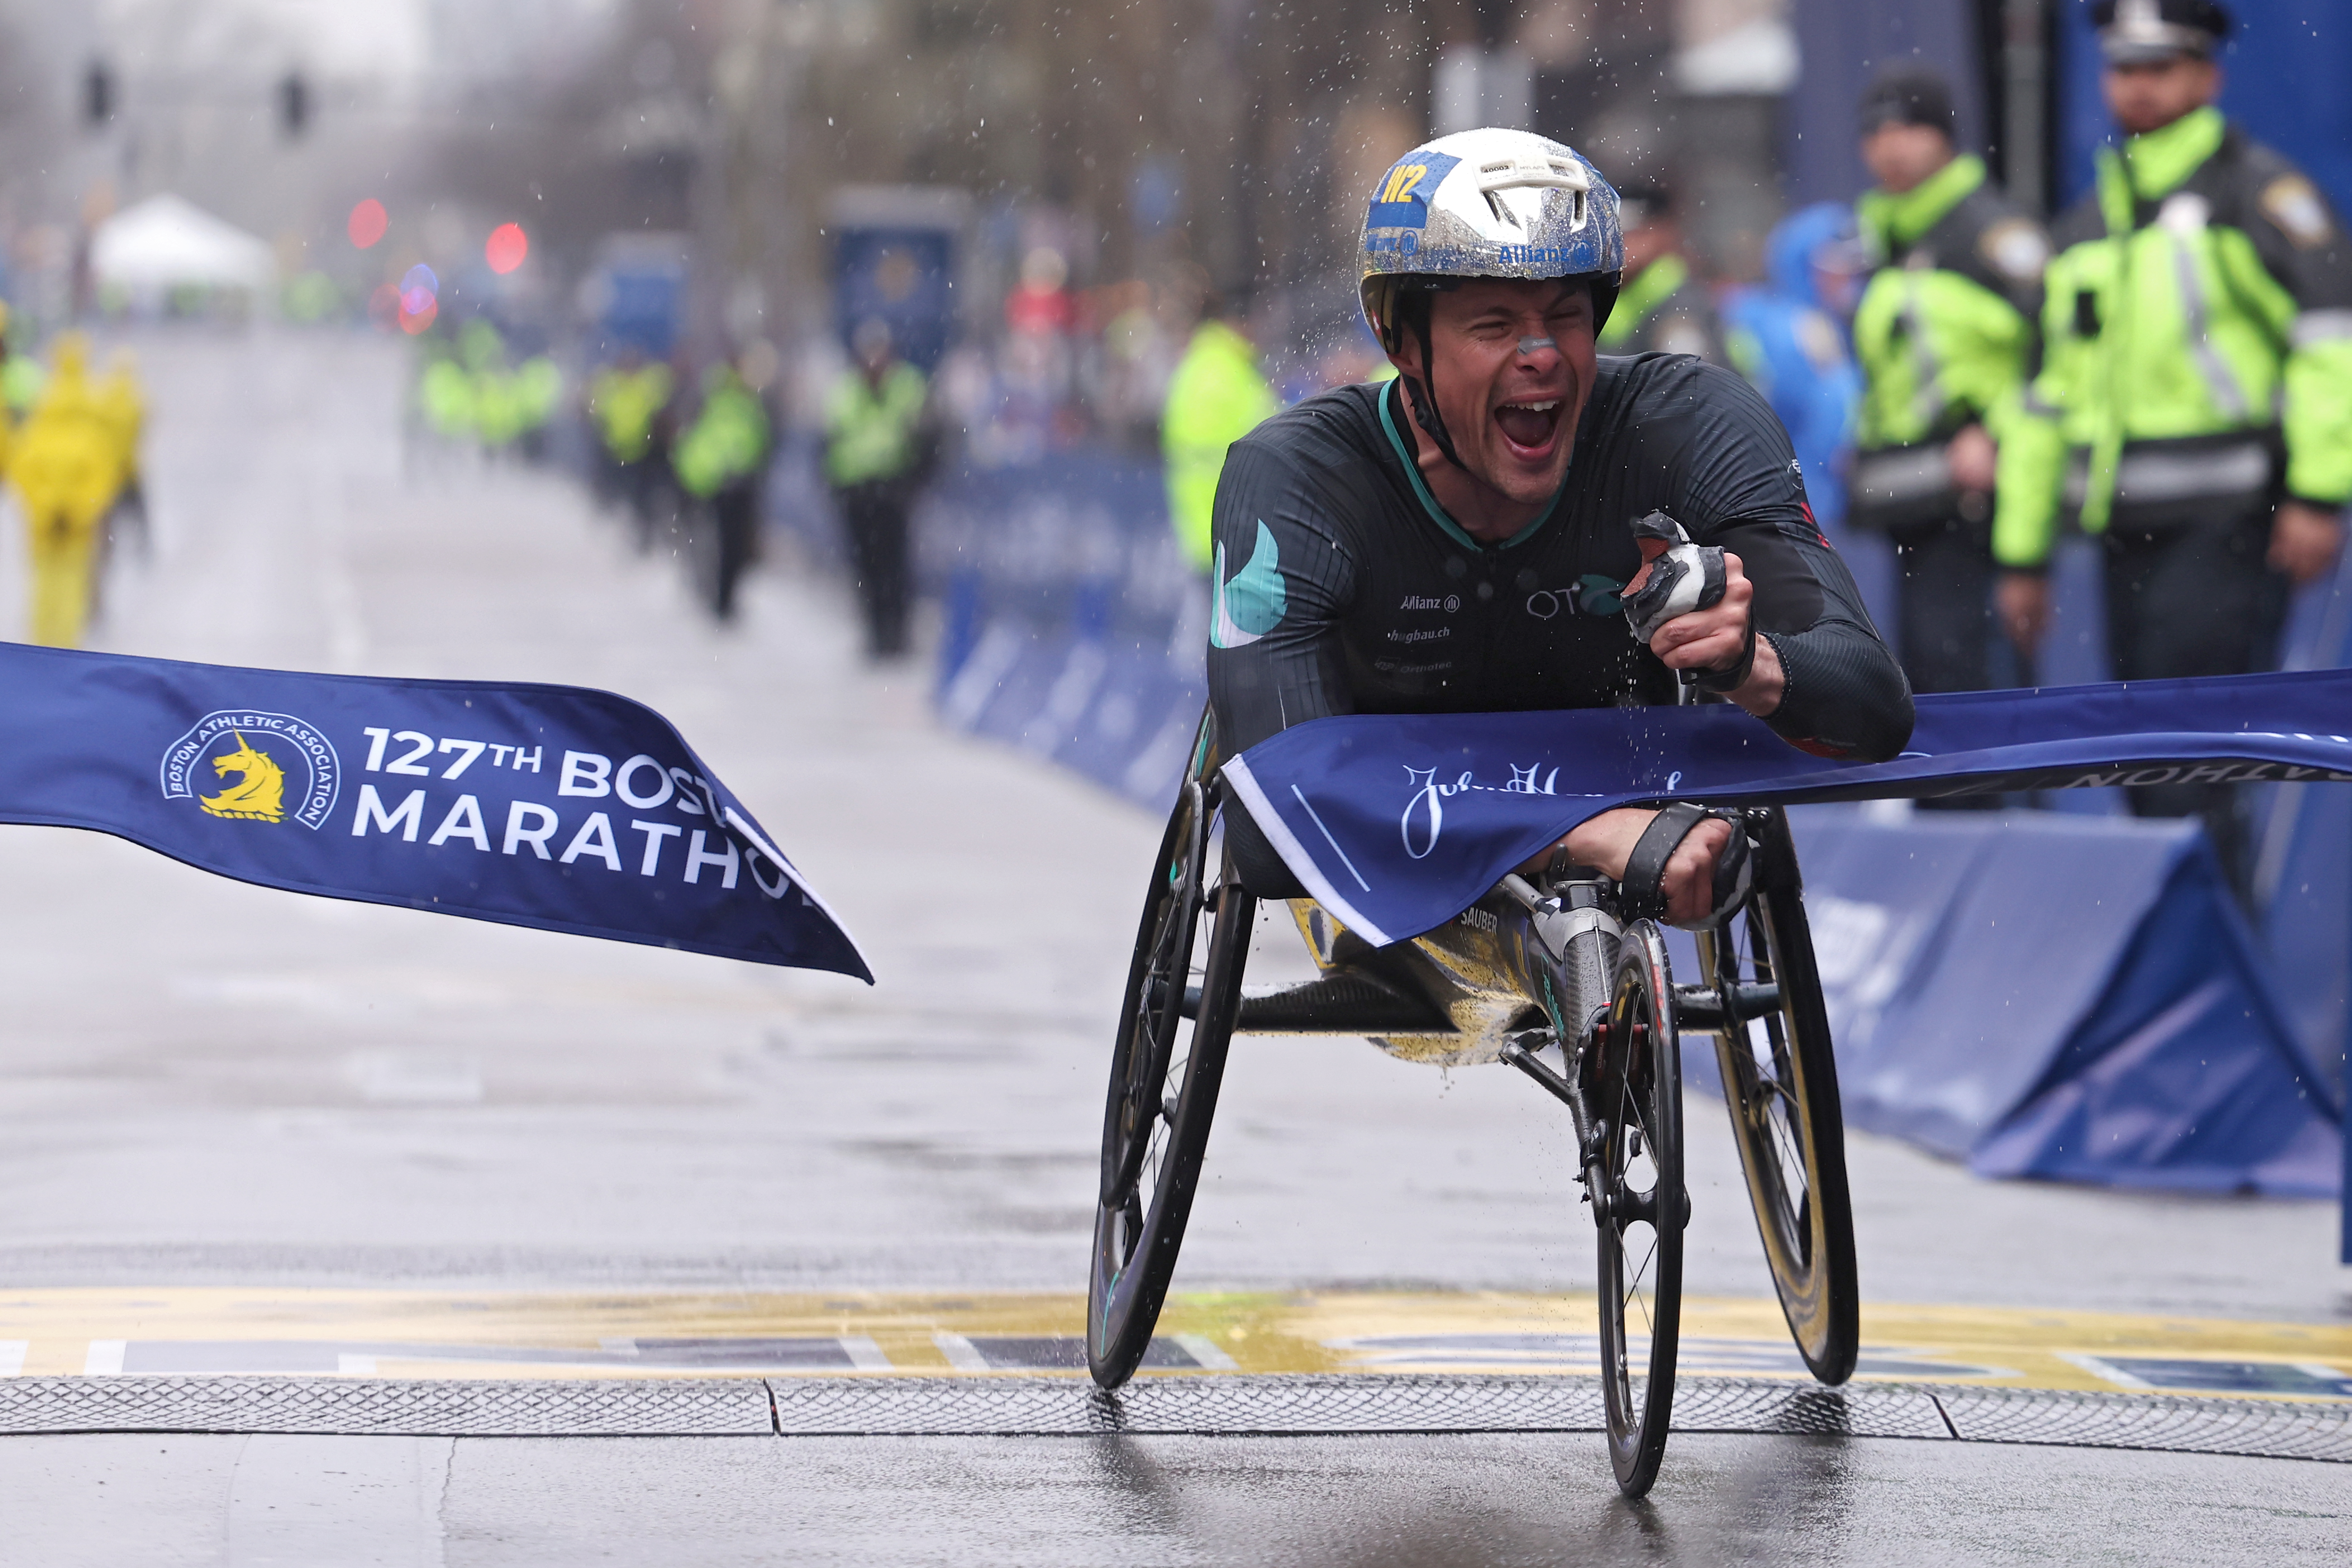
[1403,279,1596,507]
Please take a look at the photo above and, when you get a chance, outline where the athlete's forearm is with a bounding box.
[1758,620,1914,760]
[1708,519,1913,760]
[1729,634,1785,719]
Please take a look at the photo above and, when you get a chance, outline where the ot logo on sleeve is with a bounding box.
[159,711,342,830]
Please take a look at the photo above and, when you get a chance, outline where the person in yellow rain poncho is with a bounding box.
[7,334,126,646]
[94,347,149,558]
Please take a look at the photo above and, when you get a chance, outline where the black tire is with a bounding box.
[1088,781,1254,1388]
[1595,920,1685,1499]
[1699,808,1859,1386]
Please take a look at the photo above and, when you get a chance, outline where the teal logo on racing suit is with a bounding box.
[1211,520,1288,650]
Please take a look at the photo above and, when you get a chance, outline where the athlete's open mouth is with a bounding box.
[1493,399,1562,456]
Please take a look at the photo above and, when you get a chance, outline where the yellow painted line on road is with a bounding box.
[0,1289,2345,1401]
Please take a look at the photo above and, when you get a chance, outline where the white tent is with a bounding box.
[90,195,275,294]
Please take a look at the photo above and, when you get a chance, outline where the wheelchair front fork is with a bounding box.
[1495,871,1625,1210]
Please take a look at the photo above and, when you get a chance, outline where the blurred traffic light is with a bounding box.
[279,73,309,139]
[84,60,114,128]
[485,223,529,275]
[348,199,388,249]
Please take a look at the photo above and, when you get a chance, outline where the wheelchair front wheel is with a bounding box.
[1087,782,1254,1388]
[1594,920,1685,1499]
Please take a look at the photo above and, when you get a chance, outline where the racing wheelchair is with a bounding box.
[1088,710,1857,1498]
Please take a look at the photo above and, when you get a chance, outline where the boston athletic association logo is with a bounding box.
[159,710,341,829]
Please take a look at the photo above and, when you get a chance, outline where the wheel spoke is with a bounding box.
[1625,1233,1658,1331]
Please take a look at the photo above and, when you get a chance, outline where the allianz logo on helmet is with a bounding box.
[1494,245,1587,269]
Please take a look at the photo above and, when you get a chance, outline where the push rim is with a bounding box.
[1700,820,1858,1385]
[1594,922,1684,1499]
[1100,781,1206,1207]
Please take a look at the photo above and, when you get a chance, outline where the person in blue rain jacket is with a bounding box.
[1723,203,1865,529]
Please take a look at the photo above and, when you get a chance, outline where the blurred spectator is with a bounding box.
[1851,66,2043,718]
[1597,182,1728,364]
[8,334,123,646]
[1160,285,1276,575]
[675,352,775,623]
[1,305,42,419]
[825,318,933,659]
[1095,277,1181,452]
[588,348,676,550]
[95,347,149,561]
[0,303,14,480]
[1004,246,1076,336]
[1000,247,1080,453]
[1723,204,1864,529]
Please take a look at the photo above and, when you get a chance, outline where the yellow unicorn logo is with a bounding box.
[199,732,286,823]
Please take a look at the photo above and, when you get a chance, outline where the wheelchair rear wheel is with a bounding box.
[1698,808,1858,1386]
[1595,921,1685,1499]
[1087,779,1254,1388]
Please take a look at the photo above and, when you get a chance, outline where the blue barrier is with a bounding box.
[927,448,1205,807]
[1684,809,2337,1199]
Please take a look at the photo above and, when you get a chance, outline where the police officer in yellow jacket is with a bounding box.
[1850,68,2046,709]
[826,319,932,659]
[1994,0,2352,883]
[1161,290,1276,574]
[1596,182,1730,365]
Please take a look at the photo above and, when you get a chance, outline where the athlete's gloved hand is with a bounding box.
[1621,511,1724,643]
[1622,510,1755,695]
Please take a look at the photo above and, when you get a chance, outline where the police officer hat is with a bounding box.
[2092,0,2231,65]
[1858,67,1958,140]
[1613,180,1674,230]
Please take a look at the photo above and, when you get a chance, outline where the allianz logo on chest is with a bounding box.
[1399,593,1460,613]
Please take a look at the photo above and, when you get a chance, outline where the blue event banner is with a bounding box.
[4,642,870,980]
[1222,667,2352,947]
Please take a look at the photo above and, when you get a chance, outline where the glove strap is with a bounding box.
[1687,618,1757,695]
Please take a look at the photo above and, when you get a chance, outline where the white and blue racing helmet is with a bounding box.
[1359,127,1624,343]
[1358,128,1623,469]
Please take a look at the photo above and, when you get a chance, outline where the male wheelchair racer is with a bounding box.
[1088,707,1856,1499]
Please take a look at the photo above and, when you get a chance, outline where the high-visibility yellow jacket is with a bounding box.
[1994,107,2352,568]
[1162,321,1276,572]
[824,361,928,489]
[1597,253,1729,365]
[589,363,675,465]
[677,371,772,499]
[1854,155,2045,450]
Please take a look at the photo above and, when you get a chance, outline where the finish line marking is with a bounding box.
[0,1290,2343,1401]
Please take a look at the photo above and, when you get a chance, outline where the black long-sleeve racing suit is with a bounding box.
[1207,357,1915,895]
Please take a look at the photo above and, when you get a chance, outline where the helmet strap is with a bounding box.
[1403,314,1471,474]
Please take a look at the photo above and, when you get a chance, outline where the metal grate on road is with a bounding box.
[0,1376,773,1437]
[764,1373,1957,1441]
[0,1373,2343,1462]
[1934,1383,2352,1463]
